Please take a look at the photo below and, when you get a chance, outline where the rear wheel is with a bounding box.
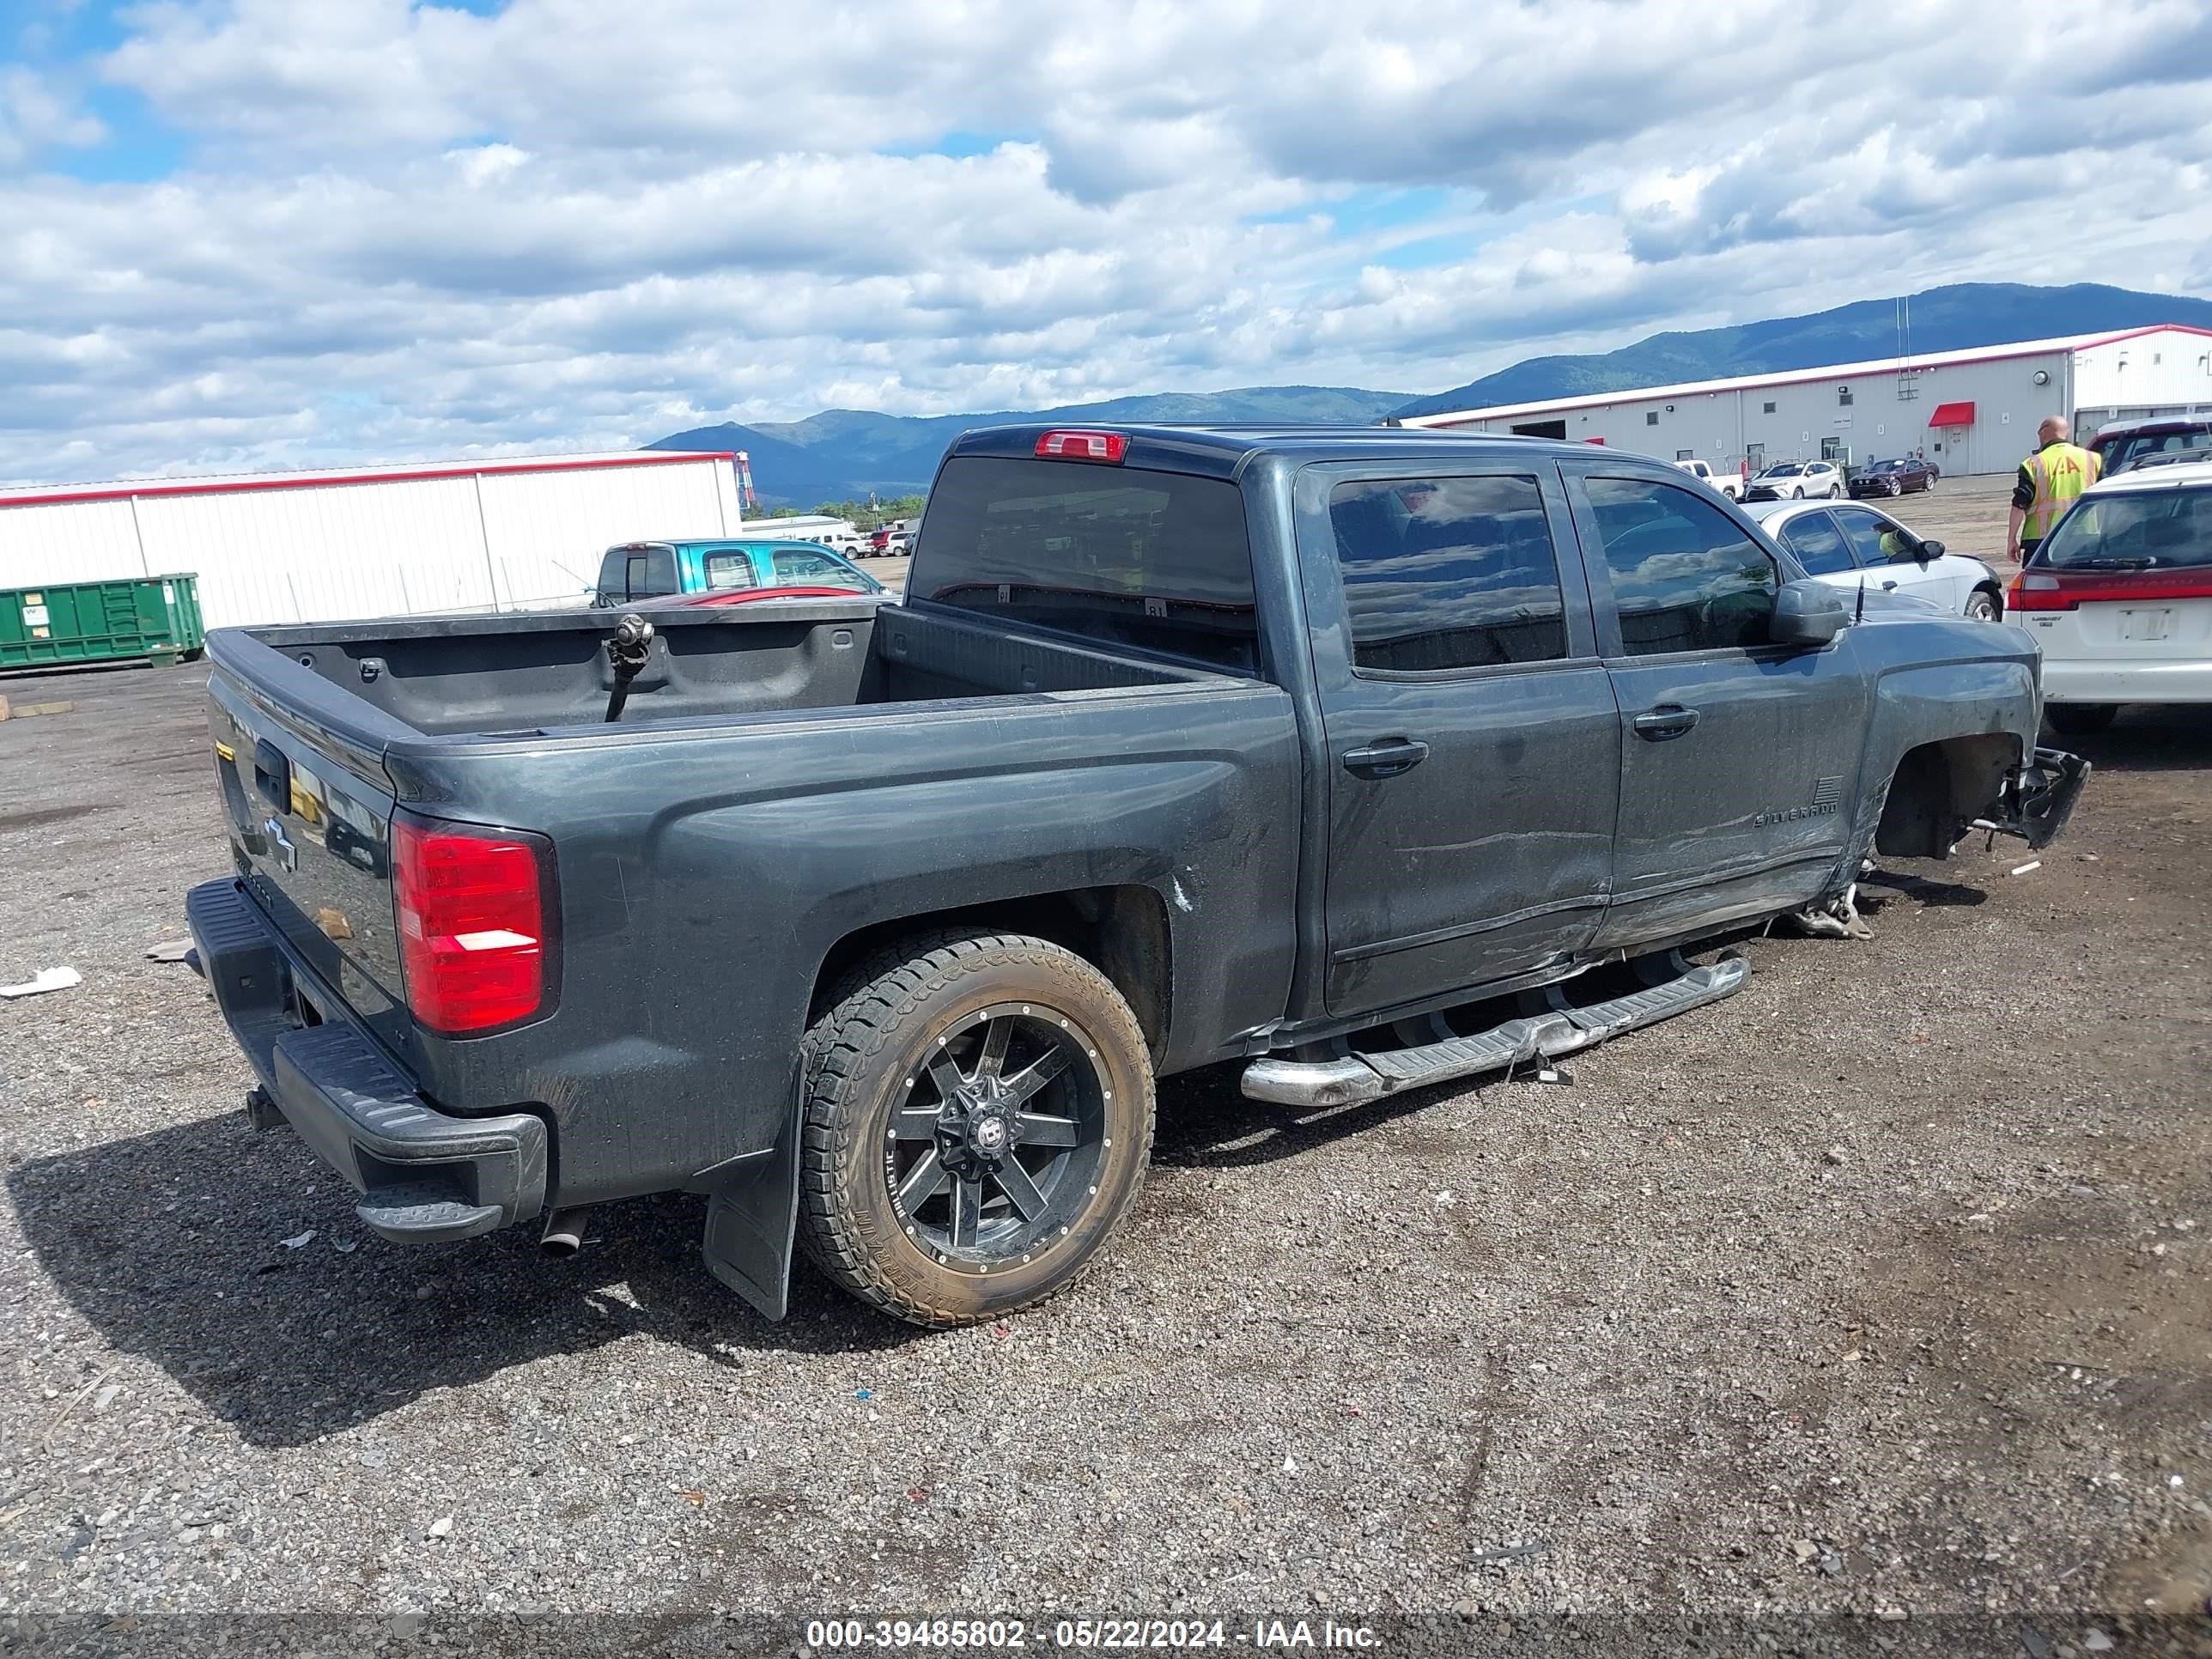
[797,931,1154,1327]
[2045,703,2118,736]
[1964,586,2002,622]
[1830,483,1843,498]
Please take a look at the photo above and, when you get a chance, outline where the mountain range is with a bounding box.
[650,283,2212,505]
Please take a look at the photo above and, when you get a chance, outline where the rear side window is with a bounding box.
[1776,513,1854,576]
[770,548,868,589]
[2040,486,2212,569]
[1585,477,1778,656]
[702,552,759,591]
[1328,476,1569,672]
[916,456,1258,671]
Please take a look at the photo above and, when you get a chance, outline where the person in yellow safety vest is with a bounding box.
[2006,415,2101,564]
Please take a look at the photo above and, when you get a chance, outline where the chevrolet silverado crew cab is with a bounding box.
[186,425,2086,1328]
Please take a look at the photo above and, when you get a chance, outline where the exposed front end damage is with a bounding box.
[1875,736,2090,860]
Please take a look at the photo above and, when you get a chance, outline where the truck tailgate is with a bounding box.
[208,664,411,1047]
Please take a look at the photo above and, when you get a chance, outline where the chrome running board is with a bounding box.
[1240,954,1750,1109]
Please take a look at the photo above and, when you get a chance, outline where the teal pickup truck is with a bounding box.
[591,538,887,608]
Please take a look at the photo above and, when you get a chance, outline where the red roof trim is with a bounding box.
[0,450,738,511]
[1927,401,1977,428]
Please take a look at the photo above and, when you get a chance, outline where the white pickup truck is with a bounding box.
[1673,458,1744,500]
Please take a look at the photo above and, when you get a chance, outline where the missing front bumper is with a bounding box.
[1996,746,2090,850]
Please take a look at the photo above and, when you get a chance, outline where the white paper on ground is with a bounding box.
[0,966,82,999]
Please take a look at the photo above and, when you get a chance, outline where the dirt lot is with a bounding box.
[1,611,2208,1655]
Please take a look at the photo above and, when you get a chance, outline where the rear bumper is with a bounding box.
[2041,659,2212,704]
[185,878,548,1243]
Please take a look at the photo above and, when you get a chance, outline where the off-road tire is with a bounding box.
[796,930,1155,1328]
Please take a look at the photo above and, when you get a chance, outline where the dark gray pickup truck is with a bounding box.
[186,424,2085,1326]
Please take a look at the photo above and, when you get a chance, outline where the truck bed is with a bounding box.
[229,599,1218,739]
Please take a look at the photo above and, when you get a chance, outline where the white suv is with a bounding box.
[2008,458,2212,732]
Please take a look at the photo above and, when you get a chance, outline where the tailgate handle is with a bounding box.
[252,740,290,810]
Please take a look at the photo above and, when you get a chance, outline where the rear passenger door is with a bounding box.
[1298,464,1620,1017]
[1566,471,1872,950]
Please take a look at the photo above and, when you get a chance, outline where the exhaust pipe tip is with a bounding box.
[539,1206,592,1258]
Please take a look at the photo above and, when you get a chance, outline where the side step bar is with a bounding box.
[1241,953,1750,1109]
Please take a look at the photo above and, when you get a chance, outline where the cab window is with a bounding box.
[1776,512,1854,576]
[702,551,759,591]
[1328,475,1571,672]
[623,547,678,599]
[770,548,868,589]
[1585,477,1778,656]
[1832,507,1907,568]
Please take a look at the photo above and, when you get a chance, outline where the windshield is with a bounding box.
[1869,459,1902,472]
[2037,485,2212,570]
[1763,463,1803,477]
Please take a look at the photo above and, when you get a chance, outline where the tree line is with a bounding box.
[754,495,927,531]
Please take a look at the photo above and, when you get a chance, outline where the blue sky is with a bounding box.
[3,0,2209,481]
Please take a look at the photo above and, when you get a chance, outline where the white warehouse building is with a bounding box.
[1403,325,2212,480]
[0,449,748,630]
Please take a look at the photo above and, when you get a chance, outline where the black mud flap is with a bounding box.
[1999,747,2090,850]
[700,1127,799,1322]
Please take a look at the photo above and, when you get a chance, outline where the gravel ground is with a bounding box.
[1,625,2208,1657]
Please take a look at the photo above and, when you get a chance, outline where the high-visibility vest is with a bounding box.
[2022,442,2100,541]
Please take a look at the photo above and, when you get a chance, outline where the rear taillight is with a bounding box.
[1035,429,1127,463]
[392,816,551,1034]
[2008,568,2212,611]
[2008,571,2066,611]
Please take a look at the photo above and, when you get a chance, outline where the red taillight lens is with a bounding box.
[2008,568,2212,611]
[392,816,550,1034]
[1035,429,1127,463]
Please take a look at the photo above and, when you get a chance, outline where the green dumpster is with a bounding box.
[0,574,205,671]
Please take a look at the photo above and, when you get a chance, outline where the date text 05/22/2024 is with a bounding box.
[801,1619,1383,1650]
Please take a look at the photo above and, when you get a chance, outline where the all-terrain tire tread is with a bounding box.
[795,930,1153,1328]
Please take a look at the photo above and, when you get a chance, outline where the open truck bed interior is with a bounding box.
[225,600,1228,740]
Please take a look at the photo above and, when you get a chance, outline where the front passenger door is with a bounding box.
[1571,473,1872,950]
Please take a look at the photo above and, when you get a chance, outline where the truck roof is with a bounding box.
[945,422,1601,481]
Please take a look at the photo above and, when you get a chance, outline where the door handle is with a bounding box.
[1632,705,1700,741]
[1341,737,1431,779]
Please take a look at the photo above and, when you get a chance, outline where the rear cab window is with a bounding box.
[914,456,1260,671]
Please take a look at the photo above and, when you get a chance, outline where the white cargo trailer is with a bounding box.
[0,450,746,630]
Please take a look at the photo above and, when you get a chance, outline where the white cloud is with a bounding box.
[0,0,2205,481]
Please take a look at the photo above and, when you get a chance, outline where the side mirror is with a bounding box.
[1917,538,1946,561]
[1771,578,1850,648]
